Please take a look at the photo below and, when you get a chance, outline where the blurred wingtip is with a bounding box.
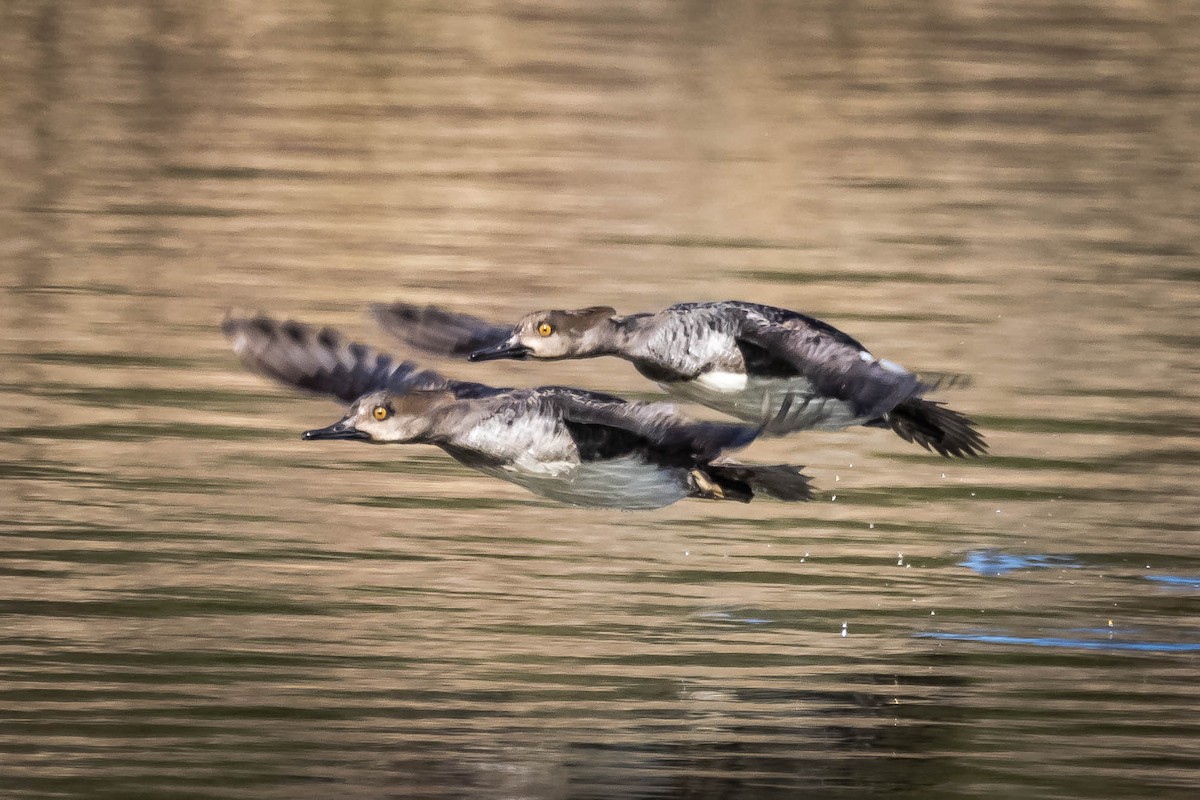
[918,370,976,392]
[370,300,513,359]
[369,301,421,327]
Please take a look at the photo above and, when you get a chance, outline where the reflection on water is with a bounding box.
[958,549,1081,576]
[2,1,1199,798]
[1146,575,1200,590]
[918,631,1200,653]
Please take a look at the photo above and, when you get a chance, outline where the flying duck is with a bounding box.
[371,300,987,458]
[223,314,814,509]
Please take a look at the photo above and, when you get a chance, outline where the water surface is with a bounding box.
[2,1,1198,798]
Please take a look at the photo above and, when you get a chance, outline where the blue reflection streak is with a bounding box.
[917,632,1200,652]
[1146,575,1200,589]
[959,550,1081,576]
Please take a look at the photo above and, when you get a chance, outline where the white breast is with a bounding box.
[489,456,690,510]
[455,413,575,464]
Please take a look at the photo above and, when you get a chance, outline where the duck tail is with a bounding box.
[876,398,987,458]
[692,463,815,503]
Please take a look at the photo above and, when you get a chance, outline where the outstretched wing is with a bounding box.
[736,308,923,420]
[370,302,512,359]
[222,314,500,404]
[540,386,759,463]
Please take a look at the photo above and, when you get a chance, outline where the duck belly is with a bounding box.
[663,375,867,433]
[486,456,691,510]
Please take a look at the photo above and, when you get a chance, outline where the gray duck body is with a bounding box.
[609,301,918,432]
[224,314,813,509]
[373,300,987,458]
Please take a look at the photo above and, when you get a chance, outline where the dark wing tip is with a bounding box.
[690,420,761,457]
[224,312,504,404]
[221,309,267,340]
[370,302,512,358]
[368,301,421,326]
[707,462,815,503]
[886,398,988,458]
[749,464,816,502]
[222,312,337,354]
[916,370,976,392]
[223,313,419,404]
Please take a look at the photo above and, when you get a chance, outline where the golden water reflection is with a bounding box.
[2,1,1199,798]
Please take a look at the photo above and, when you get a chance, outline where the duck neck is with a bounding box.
[569,316,626,358]
[415,399,469,446]
[609,314,670,370]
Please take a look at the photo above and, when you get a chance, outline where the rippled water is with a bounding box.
[2,1,1199,798]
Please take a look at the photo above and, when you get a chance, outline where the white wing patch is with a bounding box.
[695,370,749,392]
[860,349,909,375]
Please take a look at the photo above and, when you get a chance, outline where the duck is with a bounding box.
[223,314,814,509]
[371,300,987,458]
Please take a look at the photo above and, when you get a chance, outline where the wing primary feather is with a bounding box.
[223,314,498,404]
[737,315,921,419]
[547,389,759,464]
[370,302,513,358]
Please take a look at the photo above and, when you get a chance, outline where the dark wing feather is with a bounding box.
[717,301,871,351]
[542,387,759,462]
[370,302,513,358]
[705,463,814,502]
[222,314,500,404]
[727,301,977,394]
[881,398,988,458]
[736,311,923,419]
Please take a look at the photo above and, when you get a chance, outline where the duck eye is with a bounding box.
[372,405,390,421]
[537,322,553,337]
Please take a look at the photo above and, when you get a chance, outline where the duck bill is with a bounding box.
[302,419,370,441]
[468,340,532,362]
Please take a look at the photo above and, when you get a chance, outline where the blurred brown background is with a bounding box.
[1,2,1198,798]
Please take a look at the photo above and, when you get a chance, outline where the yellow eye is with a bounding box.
[537,322,553,337]
[372,405,389,421]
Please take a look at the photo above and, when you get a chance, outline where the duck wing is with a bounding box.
[541,387,759,462]
[370,302,512,359]
[736,308,923,420]
[222,314,500,404]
